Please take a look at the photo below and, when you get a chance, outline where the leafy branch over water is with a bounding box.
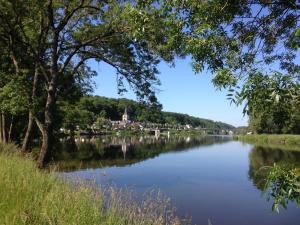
[258,164,300,213]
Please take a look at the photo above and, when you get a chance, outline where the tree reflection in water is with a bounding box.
[52,135,231,171]
[248,146,300,212]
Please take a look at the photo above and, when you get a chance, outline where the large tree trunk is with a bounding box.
[37,124,52,168]
[37,80,56,168]
[37,14,59,168]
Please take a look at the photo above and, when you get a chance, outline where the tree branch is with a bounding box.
[71,57,93,75]
[47,0,55,30]
[34,117,44,134]
[56,0,85,32]
[59,30,115,73]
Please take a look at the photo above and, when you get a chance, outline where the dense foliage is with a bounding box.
[231,72,300,134]
[200,1,300,134]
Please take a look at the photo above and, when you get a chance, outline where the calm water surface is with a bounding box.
[55,136,300,225]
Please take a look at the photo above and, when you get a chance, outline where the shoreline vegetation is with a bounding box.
[80,129,210,137]
[0,143,188,225]
[234,134,300,149]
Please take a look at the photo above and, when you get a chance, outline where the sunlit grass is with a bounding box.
[234,134,300,148]
[0,143,187,225]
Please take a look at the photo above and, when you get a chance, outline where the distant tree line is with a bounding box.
[58,95,235,131]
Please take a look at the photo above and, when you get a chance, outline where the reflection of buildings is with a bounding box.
[185,136,191,143]
[155,129,160,139]
[56,135,232,171]
[121,142,128,160]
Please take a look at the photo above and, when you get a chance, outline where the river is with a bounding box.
[54,135,300,225]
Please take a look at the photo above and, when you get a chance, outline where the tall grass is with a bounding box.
[0,143,187,225]
[234,134,300,147]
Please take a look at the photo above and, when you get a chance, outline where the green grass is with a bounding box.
[0,143,187,225]
[234,134,300,148]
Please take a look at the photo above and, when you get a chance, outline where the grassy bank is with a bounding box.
[234,134,300,147]
[0,143,186,225]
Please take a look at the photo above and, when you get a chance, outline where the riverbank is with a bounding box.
[74,129,207,137]
[0,143,186,225]
[234,134,300,148]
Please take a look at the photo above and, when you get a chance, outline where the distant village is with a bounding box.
[60,107,234,136]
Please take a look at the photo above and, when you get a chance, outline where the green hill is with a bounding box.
[60,95,235,130]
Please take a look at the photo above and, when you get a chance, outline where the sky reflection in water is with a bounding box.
[56,136,300,225]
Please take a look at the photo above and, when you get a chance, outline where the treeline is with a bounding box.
[244,73,300,134]
[60,95,235,130]
[162,112,234,130]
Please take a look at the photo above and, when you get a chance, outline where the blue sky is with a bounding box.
[89,58,248,127]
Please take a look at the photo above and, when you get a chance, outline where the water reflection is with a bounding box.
[57,138,300,225]
[248,146,300,212]
[53,135,231,171]
[248,146,300,190]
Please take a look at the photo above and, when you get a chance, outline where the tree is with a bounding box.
[286,94,300,133]
[159,1,299,134]
[0,39,30,143]
[0,0,186,167]
[0,75,29,141]
[231,71,300,134]
[165,1,300,131]
[95,110,111,130]
[181,1,300,133]
[56,72,94,135]
[169,0,300,77]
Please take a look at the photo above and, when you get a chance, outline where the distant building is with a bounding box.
[122,107,129,122]
[185,124,192,129]
[110,107,132,129]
